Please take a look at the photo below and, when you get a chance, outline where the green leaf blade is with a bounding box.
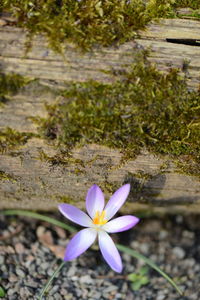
[0,286,6,298]
[0,209,76,233]
[117,244,183,296]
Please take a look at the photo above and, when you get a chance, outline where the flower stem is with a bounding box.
[38,261,66,300]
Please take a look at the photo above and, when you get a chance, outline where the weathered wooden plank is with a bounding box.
[0,82,200,214]
[0,18,200,213]
[136,19,200,89]
[0,19,200,88]
[0,26,135,83]
[139,19,200,39]
[0,138,200,214]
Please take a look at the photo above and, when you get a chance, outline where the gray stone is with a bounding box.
[172,246,185,259]
[80,275,93,284]
[16,268,26,278]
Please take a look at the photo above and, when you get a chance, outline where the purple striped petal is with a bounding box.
[58,204,92,227]
[98,231,122,273]
[104,184,130,220]
[64,228,97,261]
[86,184,105,219]
[102,215,139,233]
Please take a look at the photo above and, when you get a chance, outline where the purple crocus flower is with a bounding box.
[58,184,139,273]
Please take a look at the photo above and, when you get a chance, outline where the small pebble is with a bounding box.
[172,246,185,259]
[80,275,93,284]
[15,243,25,254]
[16,268,26,278]
[156,295,166,300]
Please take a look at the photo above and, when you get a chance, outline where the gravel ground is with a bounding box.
[0,213,200,300]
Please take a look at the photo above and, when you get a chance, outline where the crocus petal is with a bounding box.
[86,184,105,219]
[64,228,97,261]
[58,204,92,227]
[104,184,130,220]
[102,215,140,233]
[98,230,122,273]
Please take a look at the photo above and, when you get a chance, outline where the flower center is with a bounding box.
[93,210,107,226]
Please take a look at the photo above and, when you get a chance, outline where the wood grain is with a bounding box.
[0,19,199,88]
[0,18,200,213]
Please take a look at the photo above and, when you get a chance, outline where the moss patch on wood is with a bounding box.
[0,73,31,105]
[1,1,200,53]
[34,52,200,177]
[1,0,178,53]
[178,9,200,19]
[0,127,36,153]
[174,0,200,10]
[0,170,16,181]
[38,149,86,175]
[54,195,77,205]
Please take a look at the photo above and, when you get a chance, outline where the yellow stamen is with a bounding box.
[93,210,107,226]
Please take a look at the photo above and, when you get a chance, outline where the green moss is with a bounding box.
[0,170,16,181]
[1,0,176,53]
[38,149,84,166]
[101,181,120,195]
[176,157,200,178]
[178,9,200,19]
[2,0,200,52]
[38,149,85,174]
[0,127,35,153]
[173,0,200,9]
[129,171,153,181]
[0,73,31,105]
[35,53,200,177]
[52,194,76,205]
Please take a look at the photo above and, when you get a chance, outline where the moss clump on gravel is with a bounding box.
[34,53,200,176]
[1,0,175,53]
